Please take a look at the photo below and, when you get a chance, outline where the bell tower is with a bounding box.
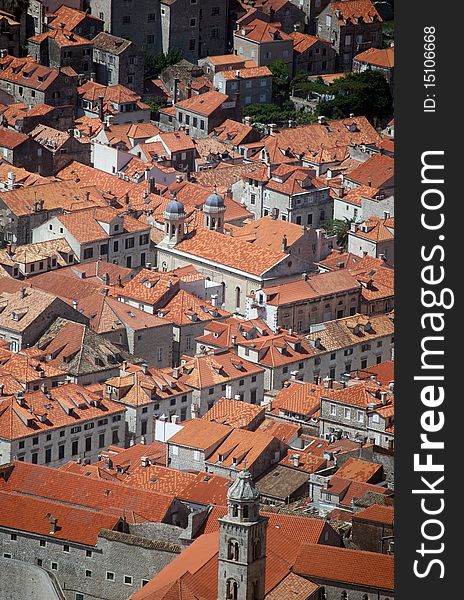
[217,469,267,600]
[203,188,226,233]
[163,196,186,247]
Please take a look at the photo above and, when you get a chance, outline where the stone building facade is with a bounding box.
[92,32,144,94]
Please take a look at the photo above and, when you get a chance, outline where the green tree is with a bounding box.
[145,96,165,116]
[144,49,183,80]
[316,71,392,123]
[269,59,291,103]
[324,218,354,250]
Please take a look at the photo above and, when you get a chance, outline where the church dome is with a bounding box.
[165,197,185,215]
[204,191,225,209]
[227,469,260,503]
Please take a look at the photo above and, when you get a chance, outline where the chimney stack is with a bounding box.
[49,517,58,535]
[97,95,104,122]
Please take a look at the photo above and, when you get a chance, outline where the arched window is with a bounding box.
[232,504,238,518]
[243,504,249,518]
[362,595,369,600]
[253,538,261,560]
[161,262,167,272]
[252,580,259,600]
[235,287,241,309]
[341,592,348,600]
[226,579,238,600]
[227,540,239,561]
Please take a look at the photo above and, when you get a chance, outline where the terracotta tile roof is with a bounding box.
[0,179,107,217]
[293,543,393,591]
[92,31,132,55]
[347,255,394,302]
[105,365,191,407]
[305,312,394,354]
[229,214,308,250]
[316,250,366,271]
[322,475,391,507]
[0,490,121,546]
[177,472,232,506]
[256,418,300,444]
[176,349,264,389]
[235,19,292,43]
[0,286,65,333]
[30,124,71,151]
[74,116,104,141]
[175,228,290,277]
[0,383,124,440]
[349,360,394,387]
[354,503,394,525]
[0,126,28,149]
[118,268,180,307]
[48,5,104,32]
[33,317,130,378]
[0,461,173,524]
[78,81,148,115]
[221,66,272,80]
[259,269,360,306]
[355,46,394,68]
[239,332,316,367]
[345,153,394,189]
[206,427,279,470]
[167,419,231,451]
[197,316,272,350]
[155,290,230,326]
[0,56,77,91]
[323,380,392,409]
[0,348,65,384]
[266,572,319,600]
[157,130,196,153]
[0,160,51,187]
[207,54,247,67]
[337,183,381,206]
[329,0,383,25]
[55,206,148,244]
[351,216,394,242]
[29,27,91,47]
[279,450,327,474]
[202,397,264,429]
[335,457,382,482]
[291,32,331,53]
[175,91,229,117]
[258,116,382,166]
[273,381,324,419]
[211,119,254,145]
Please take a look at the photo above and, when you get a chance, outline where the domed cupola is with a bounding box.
[163,195,186,247]
[203,187,225,233]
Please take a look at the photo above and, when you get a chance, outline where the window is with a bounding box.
[71,440,78,456]
[251,375,257,383]
[51,562,58,571]
[344,407,351,419]
[148,13,156,21]
[85,437,92,452]
[40,540,46,547]
[193,450,200,461]
[190,18,196,26]
[112,430,119,444]
[189,39,196,51]
[208,387,214,395]
[10,533,17,541]
[170,398,176,406]
[357,411,364,422]
[86,550,92,558]
[83,247,94,260]
[283,366,288,374]
[19,440,25,449]
[76,594,84,600]
[344,348,353,356]
[32,436,39,445]
[212,6,220,15]
[124,575,133,586]
[85,570,92,577]
[330,404,336,416]
[141,420,148,435]
[106,571,115,581]
[122,15,131,23]
[32,452,38,464]
[113,240,119,252]
[125,237,135,249]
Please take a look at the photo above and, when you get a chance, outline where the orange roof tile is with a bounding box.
[329,0,383,25]
[167,419,231,451]
[335,457,382,483]
[175,91,229,117]
[293,543,393,591]
[354,503,394,525]
[0,56,77,91]
[355,46,394,68]
[202,397,264,429]
[345,153,394,189]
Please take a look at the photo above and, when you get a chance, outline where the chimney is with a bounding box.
[290,370,299,381]
[97,95,104,121]
[301,273,308,281]
[234,394,241,401]
[243,116,251,126]
[191,404,199,419]
[268,123,277,136]
[0,384,3,396]
[49,517,58,534]
[90,72,96,82]
[225,384,233,399]
[7,171,16,190]
[102,272,110,285]
[350,222,357,232]
[186,83,192,99]
[210,294,218,307]
[380,391,388,405]
[171,414,179,424]
[235,69,241,78]
[292,454,300,467]
[317,116,327,125]
[72,299,78,310]
[231,335,237,347]
[6,243,13,256]
[173,78,179,104]
[141,456,150,467]
[0,49,8,59]
[141,363,148,375]
[101,287,109,297]
[19,287,26,300]
[323,377,333,389]
[313,375,320,385]
[281,235,288,252]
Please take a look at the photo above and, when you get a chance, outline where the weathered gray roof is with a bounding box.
[92,31,132,55]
